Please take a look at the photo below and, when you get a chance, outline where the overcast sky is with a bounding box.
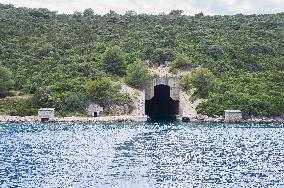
[1,0,284,15]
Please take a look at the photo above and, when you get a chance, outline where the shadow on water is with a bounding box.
[147,118,178,124]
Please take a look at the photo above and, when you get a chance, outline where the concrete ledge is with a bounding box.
[0,115,148,123]
[181,116,284,124]
[0,115,283,124]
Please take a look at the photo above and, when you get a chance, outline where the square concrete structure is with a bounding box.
[87,102,103,117]
[38,108,55,121]
[225,110,242,121]
[145,77,179,101]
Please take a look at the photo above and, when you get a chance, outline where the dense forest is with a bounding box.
[0,4,283,117]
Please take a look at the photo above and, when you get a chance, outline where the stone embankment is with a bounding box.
[0,115,148,123]
[0,115,283,124]
[181,115,284,124]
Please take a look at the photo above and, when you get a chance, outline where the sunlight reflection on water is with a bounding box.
[0,122,283,187]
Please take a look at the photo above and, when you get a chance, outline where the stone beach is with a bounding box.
[0,115,148,123]
[0,115,283,124]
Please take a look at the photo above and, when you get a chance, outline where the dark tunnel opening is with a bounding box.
[145,85,179,120]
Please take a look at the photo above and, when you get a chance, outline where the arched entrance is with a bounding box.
[145,85,179,120]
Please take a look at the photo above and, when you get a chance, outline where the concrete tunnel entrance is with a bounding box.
[145,85,179,120]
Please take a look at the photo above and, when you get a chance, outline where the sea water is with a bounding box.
[0,122,283,187]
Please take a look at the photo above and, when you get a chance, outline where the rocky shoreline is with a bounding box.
[0,115,148,123]
[0,115,283,124]
[181,116,284,124]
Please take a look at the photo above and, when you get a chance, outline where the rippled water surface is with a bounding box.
[0,122,284,187]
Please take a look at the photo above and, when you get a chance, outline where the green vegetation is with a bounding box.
[180,68,216,100]
[0,66,13,97]
[189,67,216,99]
[125,60,150,89]
[0,4,283,117]
[179,74,191,92]
[30,87,88,116]
[102,46,127,76]
[86,77,133,113]
[86,77,119,107]
[0,96,35,116]
[197,71,284,117]
[169,54,192,73]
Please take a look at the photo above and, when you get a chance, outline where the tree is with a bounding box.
[170,54,192,73]
[205,45,224,60]
[179,74,191,91]
[169,10,183,16]
[125,60,150,89]
[189,67,216,98]
[83,8,94,16]
[125,10,137,16]
[0,5,283,117]
[55,92,88,116]
[85,77,119,107]
[102,46,126,76]
[73,11,82,18]
[85,77,133,112]
[31,86,55,108]
[0,66,13,97]
[29,9,51,19]
[195,12,204,18]
[152,48,176,64]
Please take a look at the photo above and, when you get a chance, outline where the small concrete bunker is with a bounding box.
[87,102,103,117]
[145,77,180,120]
[38,108,55,122]
[224,110,242,121]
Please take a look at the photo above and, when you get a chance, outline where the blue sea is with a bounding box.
[0,122,283,187]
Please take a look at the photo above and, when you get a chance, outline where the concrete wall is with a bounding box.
[145,77,180,101]
[38,108,55,120]
[86,102,103,117]
[145,77,183,117]
[225,110,242,121]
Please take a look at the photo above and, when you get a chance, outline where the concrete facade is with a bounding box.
[225,110,242,121]
[38,108,55,121]
[86,102,103,117]
[145,77,180,101]
[145,77,182,118]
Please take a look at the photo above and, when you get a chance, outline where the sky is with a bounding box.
[1,0,284,15]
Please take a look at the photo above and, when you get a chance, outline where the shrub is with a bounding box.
[30,87,88,116]
[152,48,176,64]
[54,92,88,116]
[31,86,55,108]
[179,74,191,91]
[181,67,216,98]
[0,66,13,97]
[125,60,150,89]
[102,46,126,76]
[86,78,116,106]
[9,100,36,116]
[0,97,36,116]
[205,45,224,60]
[85,77,134,113]
[190,67,216,98]
[170,54,192,73]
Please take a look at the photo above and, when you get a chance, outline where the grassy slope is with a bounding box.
[0,4,283,116]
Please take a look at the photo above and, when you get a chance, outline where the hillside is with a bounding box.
[0,4,283,117]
